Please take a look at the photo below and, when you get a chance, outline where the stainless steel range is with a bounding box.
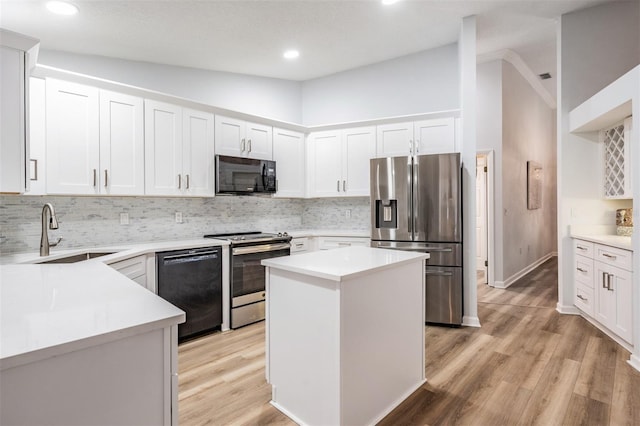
[204,231,291,329]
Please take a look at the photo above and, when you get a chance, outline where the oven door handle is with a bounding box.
[232,242,291,255]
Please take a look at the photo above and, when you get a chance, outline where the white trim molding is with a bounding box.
[628,354,640,373]
[556,303,580,315]
[462,316,481,328]
[477,49,556,109]
[493,253,557,289]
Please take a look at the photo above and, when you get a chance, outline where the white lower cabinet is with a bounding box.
[290,237,310,255]
[109,254,152,291]
[573,238,633,345]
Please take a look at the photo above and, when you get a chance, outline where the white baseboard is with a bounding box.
[557,303,580,315]
[493,253,556,289]
[462,316,481,327]
[628,354,640,373]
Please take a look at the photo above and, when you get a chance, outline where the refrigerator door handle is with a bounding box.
[426,270,454,277]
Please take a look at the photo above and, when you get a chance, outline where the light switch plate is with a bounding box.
[175,212,183,223]
[119,213,129,225]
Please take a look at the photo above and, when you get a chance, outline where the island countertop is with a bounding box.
[262,246,429,282]
[0,262,185,370]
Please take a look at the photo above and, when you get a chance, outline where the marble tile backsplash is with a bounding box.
[0,195,370,254]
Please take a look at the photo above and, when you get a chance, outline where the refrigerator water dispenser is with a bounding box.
[375,200,398,228]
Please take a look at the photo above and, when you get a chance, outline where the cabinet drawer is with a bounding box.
[574,254,594,287]
[109,255,147,283]
[575,282,594,316]
[290,237,309,254]
[595,245,632,271]
[574,240,594,258]
[317,236,370,250]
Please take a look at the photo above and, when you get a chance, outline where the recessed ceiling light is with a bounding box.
[283,50,300,60]
[46,1,79,16]
[382,0,401,5]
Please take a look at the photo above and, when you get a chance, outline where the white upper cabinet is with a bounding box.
[144,100,183,196]
[145,100,214,197]
[272,127,305,198]
[46,79,145,195]
[414,117,455,155]
[307,126,375,197]
[27,77,46,195]
[215,115,272,160]
[182,108,215,196]
[342,126,376,196]
[0,30,39,194]
[99,90,144,195]
[46,79,101,195]
[376,117,456,157]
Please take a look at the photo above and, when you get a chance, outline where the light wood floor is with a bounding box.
[178,257,640,425]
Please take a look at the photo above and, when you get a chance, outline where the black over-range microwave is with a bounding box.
[215,155,277,195]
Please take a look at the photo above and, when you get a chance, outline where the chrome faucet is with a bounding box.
[40,203,61,256]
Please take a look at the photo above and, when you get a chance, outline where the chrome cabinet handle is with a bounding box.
[602,253,617,260]
[104,170,108,187]
[241,138,246,152]
[343,180,346,192]
[337,180,340,192]
[577,294,588,302]
[577,245,588,251]
[30,159,38,181]
[93,169,97,187]
[186,174,190,189]
[576,267,587,273]
[247,139,252,152]
[602,272,608,288]
[178,174,182,189]
[607,273,613,291]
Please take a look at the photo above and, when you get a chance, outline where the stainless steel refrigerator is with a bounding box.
[370,153,462,325]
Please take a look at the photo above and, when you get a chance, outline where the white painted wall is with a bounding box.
[459,16,479,327]
[557,1,640,311]
[477,60,504,283]
[301,44,460,126]
[38,50,303,123]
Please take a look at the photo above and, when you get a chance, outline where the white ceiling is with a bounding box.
[0,0,619,101]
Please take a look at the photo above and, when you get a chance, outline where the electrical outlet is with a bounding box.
[119,212,129,225]
[345,209,351,219]
[175,212,183,223]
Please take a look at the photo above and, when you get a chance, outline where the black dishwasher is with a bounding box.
[157,246,222,341]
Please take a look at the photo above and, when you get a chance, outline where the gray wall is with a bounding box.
[301,44,460,125]
[558,0,639,307]
[0,195,370,254]
[477,59,557,284]
[38,50,304,123]
[501,61,557,280]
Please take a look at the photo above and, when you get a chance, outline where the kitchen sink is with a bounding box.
[38,252,117,264]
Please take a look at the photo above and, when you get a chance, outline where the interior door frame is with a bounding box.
[476,150,495,287]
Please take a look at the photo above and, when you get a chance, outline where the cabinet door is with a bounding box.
[414,117,456,155]
[144,100,183,196]
[0,47,26,193]
[375,122,412,157]
[46,79,100,195]
[307,130,342,197]
[183,108,215,197]
[595,262,633,343]
[99,90,144,195]
[27,77,46,195]
[245,121,273,160]
[214,115,244,157]
[343,126,375,196]
[272,127,305,198]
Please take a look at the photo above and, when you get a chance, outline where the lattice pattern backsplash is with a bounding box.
[603,122,627,198]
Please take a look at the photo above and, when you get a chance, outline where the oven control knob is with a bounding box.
[283,232,289,236]
[277,232,283,237]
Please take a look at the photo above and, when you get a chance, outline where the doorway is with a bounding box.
[475,152,494,287]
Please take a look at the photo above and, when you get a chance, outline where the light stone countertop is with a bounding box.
[571,233,633,251]
[262,246,428,282]
[0,262,185,370]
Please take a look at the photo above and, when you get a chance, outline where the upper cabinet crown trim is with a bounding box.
[569,65,639,133]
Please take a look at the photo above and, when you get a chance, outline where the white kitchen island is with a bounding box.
[0,262,185,426]
[262,246,428,426]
